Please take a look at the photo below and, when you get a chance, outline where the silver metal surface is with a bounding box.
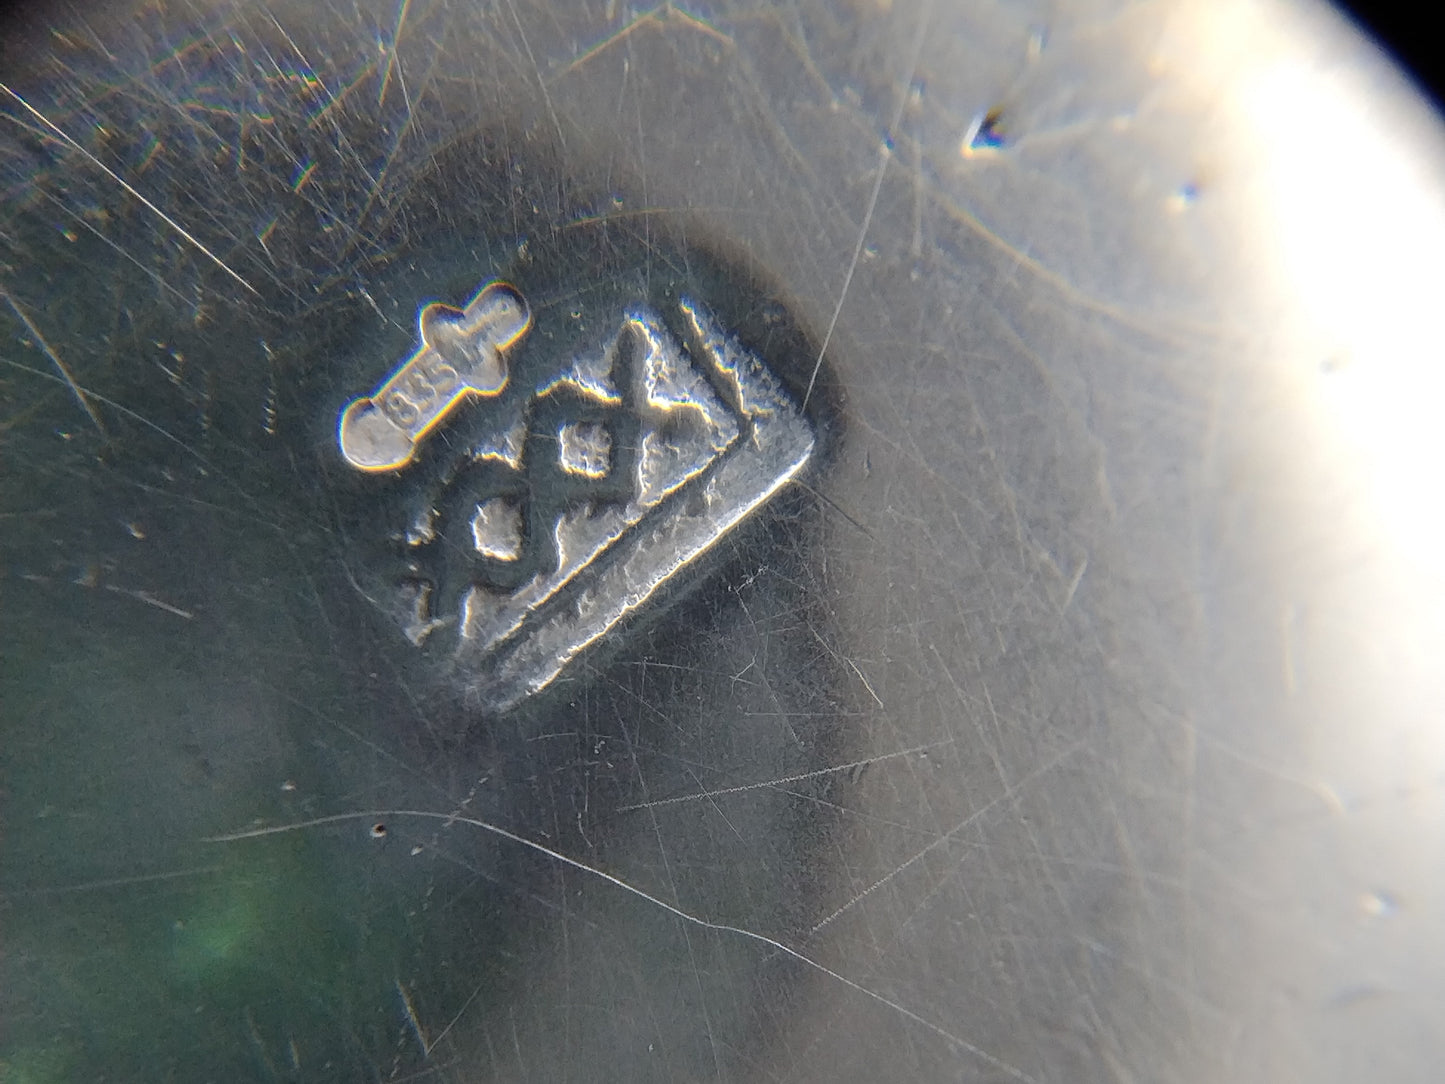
[2,0,1444,1081]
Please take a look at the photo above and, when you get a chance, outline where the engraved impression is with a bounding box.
[338,281,532,472]
[344,286,815,710]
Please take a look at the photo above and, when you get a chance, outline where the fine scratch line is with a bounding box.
[800,0,932,411]
[396,978,431,1056]
[3,290,106,436]
[205,808,1037,1082]
[617,741,952,811]
[103,583,195,620]
[500,0,566,152]
[1,865,224,898]
[1,82,260,297]
[378,0,414,105]
[810,742,1085,935]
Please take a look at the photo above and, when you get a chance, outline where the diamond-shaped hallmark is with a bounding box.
[346,284,815,711]
[338,281,532,472]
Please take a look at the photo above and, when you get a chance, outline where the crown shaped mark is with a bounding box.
[338,281,532,472]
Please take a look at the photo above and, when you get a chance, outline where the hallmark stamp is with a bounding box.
[338,281,531,472]
[340,283,814,710]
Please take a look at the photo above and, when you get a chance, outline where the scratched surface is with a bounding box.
[3,0,1445,1081]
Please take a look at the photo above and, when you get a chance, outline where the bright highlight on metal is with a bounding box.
[337,281,532,472]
